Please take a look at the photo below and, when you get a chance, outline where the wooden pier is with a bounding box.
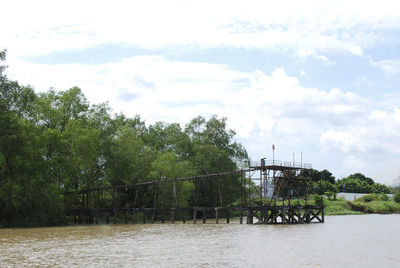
[66,157,324,225]
[70,205,324,225]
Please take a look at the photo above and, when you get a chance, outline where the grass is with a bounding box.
[322,194,400,215]
[350,200,400,214]
[230,194,400,216]
[323,198,363,215]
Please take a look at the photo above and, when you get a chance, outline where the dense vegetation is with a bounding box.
[301,169,391,195]
[0,50,395,226]
[314,194,400,215]
[0,51,250,226]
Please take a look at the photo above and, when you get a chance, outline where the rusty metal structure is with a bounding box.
[241,158,323,224]
[66,154,324,225]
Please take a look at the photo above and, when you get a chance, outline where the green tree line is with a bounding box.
[302,169,390,195]
[0,51,249,226]
[0,50,391,226]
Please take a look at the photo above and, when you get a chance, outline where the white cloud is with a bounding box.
[350,46,363,56]
[2,0,400,59]
[6,55,400,183]
[370,58,400,75]
[320,108,400,155]
[6,56,249,123]
[318,107,400,182]
[296,49,331,63]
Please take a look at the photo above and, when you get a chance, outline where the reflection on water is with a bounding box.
[1,215,400,267]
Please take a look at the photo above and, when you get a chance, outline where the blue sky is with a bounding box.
[2,0,400,184]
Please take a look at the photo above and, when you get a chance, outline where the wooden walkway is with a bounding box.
[70,205,324,225]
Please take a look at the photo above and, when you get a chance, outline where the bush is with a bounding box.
[313,195,324,205]
[361,194,377,202]
[325,191,337,200]
[355,194,388,202]
[378,194,389,201]
[394,192,400,203]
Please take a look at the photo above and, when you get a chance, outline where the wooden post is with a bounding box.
[226,209,230,224]
[182,210,186,224]
[113,209,117,224]
[193,208,197,224]
[298,207,303,223]
[171,209,175,223]
[247,209,253,224]
[282,207,286,224]
[202,209,206,224]
[321,206,325,223]
[287,208,292,223]
[240,209,243,224]
[260,207,265,224]
[132,210,136,224]
[89,210,93,224]
[106,211,110,224]
[161,210,165,224]
[240,170,243,208]
[215,208,219,224]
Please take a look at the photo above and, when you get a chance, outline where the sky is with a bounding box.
[2,0,400,184]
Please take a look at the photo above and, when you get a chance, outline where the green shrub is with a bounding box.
[356,194,381,202]
[313,195,324,205]
[394,192,400,203]
[378,194,389,201]
[324,191,337,200]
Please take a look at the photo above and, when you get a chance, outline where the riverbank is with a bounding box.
[322,194,400,215]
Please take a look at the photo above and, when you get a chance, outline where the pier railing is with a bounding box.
[248,160,312,169]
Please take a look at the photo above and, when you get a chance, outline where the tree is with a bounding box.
[394,192,400,203]
[347,173,374,185]
[1,51,254,225]
[312,180,338,194]
[320,169,335,184]
[301,169,335,184]
[185,116,248,206]
[372,183,390,194]
[0,51,64,226]
[149,152,195,208]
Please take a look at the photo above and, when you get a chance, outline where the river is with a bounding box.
[1,214,399,267]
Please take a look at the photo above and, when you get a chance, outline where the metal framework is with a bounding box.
[65,157,324,225]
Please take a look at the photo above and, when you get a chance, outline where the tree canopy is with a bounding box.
[0,50,391,226]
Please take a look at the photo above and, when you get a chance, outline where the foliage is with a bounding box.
[0,51,251,226]
[324,191,337,200]
[323,198,363,215]
[312,180,337,194]
[1,49,395,226]
[301,169,335,184]
[336,174,390,194]
[355,194,389,203]
[350,200,400,214]
[394,192,400,203]
[313,195,324,205]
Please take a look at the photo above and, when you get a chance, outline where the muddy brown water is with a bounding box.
[1,215,399,267]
